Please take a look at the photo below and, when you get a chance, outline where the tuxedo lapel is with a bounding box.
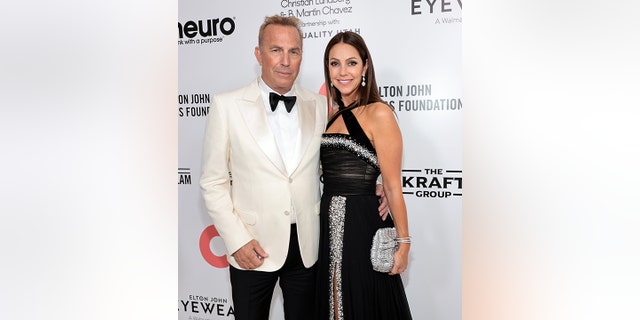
[290,90,318,175]
[238,84,288,176]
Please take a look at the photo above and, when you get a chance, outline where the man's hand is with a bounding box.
[231,239,269,269]
[376,184,389,221]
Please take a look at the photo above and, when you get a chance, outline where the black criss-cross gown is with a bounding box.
[314,106,412,320]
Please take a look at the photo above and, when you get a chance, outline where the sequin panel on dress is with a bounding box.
[328,195,346,320]
[322,135,379,170]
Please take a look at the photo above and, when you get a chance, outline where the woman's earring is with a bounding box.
[330,82,334,87]
[361,75,366,87]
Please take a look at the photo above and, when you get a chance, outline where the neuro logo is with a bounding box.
[179,168,191,185]
[402,168,462,198]
[178,17,236,45]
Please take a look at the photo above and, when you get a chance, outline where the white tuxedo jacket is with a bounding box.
[200,78,328,271]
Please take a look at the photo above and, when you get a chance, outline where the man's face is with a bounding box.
[255,24,302,95]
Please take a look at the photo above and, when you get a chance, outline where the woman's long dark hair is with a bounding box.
[323,31,386,110]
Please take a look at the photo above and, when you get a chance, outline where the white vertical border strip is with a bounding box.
[463,1,640,320]
[1,1,177,319]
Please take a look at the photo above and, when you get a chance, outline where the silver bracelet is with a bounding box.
[396,237,412,244]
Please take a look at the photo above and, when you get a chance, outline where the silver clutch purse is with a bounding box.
[370,227,397,273]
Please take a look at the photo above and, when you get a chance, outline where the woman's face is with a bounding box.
[327,42,367,105]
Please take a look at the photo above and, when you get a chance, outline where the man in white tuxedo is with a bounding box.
[200,15,387,320]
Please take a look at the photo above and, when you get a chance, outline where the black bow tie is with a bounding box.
[269,92,297,113]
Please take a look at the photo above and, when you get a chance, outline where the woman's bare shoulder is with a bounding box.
[365,102,396,120]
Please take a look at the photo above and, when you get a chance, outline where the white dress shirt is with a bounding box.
[258,78,301,223]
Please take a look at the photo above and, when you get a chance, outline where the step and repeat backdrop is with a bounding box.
[178,1,461,319]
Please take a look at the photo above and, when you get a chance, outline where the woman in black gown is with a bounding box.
[315,31,413,320]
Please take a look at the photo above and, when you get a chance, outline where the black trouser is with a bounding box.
[229,224,316,320]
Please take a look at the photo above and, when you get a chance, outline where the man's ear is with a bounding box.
[254,46,262,66]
